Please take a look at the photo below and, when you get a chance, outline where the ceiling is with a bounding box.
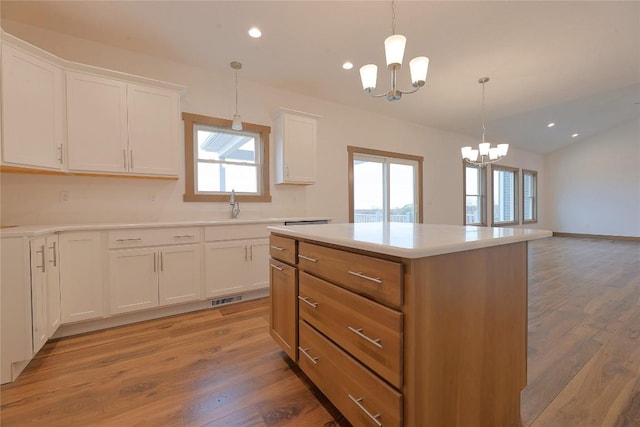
[2,1,639,155]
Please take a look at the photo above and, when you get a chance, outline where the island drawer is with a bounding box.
[269,234,296,265]
[299,271,403,389]
[298,320,402,427]
[298,241,403,308]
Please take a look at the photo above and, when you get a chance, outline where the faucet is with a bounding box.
[229,189,240,219]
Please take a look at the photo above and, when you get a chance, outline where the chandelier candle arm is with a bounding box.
[461,77,509,167]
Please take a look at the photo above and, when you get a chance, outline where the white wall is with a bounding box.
[545,117,640,237]
[0,21,547,229]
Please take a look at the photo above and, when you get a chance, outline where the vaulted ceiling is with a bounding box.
[2,1,639,155]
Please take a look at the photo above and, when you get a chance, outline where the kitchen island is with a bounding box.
[267,222,551,427]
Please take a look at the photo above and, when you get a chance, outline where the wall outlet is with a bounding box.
[60,191,70,204]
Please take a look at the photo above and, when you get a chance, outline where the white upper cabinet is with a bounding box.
[66,72,129,173]
[66,74,180,176]
[127,84,180,176]
[275,110,320,185]
[1,44,64,170]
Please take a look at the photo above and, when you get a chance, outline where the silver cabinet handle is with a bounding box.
[298,347,319,365]
[115,238,143,242]
[249,245,253,261]
[48,242,57,266]
[298,254,317,263]
[347,326,383,349]
[244,246,248,261]
[160,252,164,272]
[153,253,157,272]
[348,271,382,284]
[130,149,134,169]
[348,395,382,427]
[123,149,127,169]
[270,263,283,271]
[173,234,195,238]
[58,145,63,164]
[270,245,285,251]
[298,295,318,309]
[36,245,46,272]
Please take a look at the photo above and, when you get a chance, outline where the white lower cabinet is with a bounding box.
[59,232,104,323]
[46,235,61,337]
[109,244,201,314]
[29,237,48,353]
[205,238,269,298]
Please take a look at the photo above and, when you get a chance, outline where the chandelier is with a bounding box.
[230,61,242,131]
[359,0,429,101]
[461,77,509,167]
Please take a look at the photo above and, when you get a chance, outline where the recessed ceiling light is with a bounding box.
[342,62,353,70]
[572,133,579,138]
[248,27,262,38]
[547,122,555,127]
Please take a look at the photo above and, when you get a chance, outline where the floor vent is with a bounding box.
[210,295,242,307]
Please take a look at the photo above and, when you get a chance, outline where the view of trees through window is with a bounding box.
[493,166,518,225]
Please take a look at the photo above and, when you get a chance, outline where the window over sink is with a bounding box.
[182,113,271,202]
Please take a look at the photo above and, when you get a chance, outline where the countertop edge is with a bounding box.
[267,224,553,259]
[0,217,332,238]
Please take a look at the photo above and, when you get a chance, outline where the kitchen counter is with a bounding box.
[267,222,551,258]
[0,217,331,238]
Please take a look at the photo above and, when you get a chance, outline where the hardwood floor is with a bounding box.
[1,237,638,426]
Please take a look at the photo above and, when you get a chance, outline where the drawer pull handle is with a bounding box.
[348,326,383,349]
[270,263,284,271]
[116,238,143,242]
[348,270,382,284]
[298,254,318,263]
[173,234,195,238]
[298,347,319,365]
[270,245,285,251]
[298,296,318,309]
[348,394,382,427]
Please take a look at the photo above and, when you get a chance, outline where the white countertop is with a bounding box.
[0,217,330,238]
[267,222,552,259]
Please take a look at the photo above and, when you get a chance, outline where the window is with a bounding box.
[182,113,271,202]
[491,165,519,226]
[463,162,487,225]
[522,169,538,223]
[348,146,423,223]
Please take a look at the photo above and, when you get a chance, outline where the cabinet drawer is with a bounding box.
[108,227,201,248]
[269,235,296,265]
[298,241,403,308]
[204,224,270,241]
[299,272,403,389]
[299,320,402,427]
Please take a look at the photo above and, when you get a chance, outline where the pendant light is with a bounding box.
[461,77,509,167]
[230,61,242,131]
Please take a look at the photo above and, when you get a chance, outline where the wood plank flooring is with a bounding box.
[1,236,639,426]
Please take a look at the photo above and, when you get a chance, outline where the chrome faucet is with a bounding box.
[230,189,240,219]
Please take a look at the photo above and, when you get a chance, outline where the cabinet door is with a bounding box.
[249,238,270,290]
[29,238,48,353]
[159,245,201,306]
[2,44,64,169]
[127,84,180,176]
[269,258,297,361]
[46,235,61,337]
[59,232,104,323]
[66,71,128,173]
[278,113,317,184]
[204,241,251,298]
[109,248,159,314]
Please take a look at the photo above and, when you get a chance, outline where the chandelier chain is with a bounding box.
[391,0,396,35]
[481,79,486,144]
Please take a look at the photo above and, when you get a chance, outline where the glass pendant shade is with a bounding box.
[469,149,479,161]
[360,64,378,92]
[489,147,499,160]
[384,34,406,68]
[232,114,242,131]
[479,142,490,156]
[409,56,429,87]
[497,144,509,156]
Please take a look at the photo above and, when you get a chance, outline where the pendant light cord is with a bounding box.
[391,0,396,35]
[481,80,486,144]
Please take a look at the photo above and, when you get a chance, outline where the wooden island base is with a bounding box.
[269,224,537,427]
